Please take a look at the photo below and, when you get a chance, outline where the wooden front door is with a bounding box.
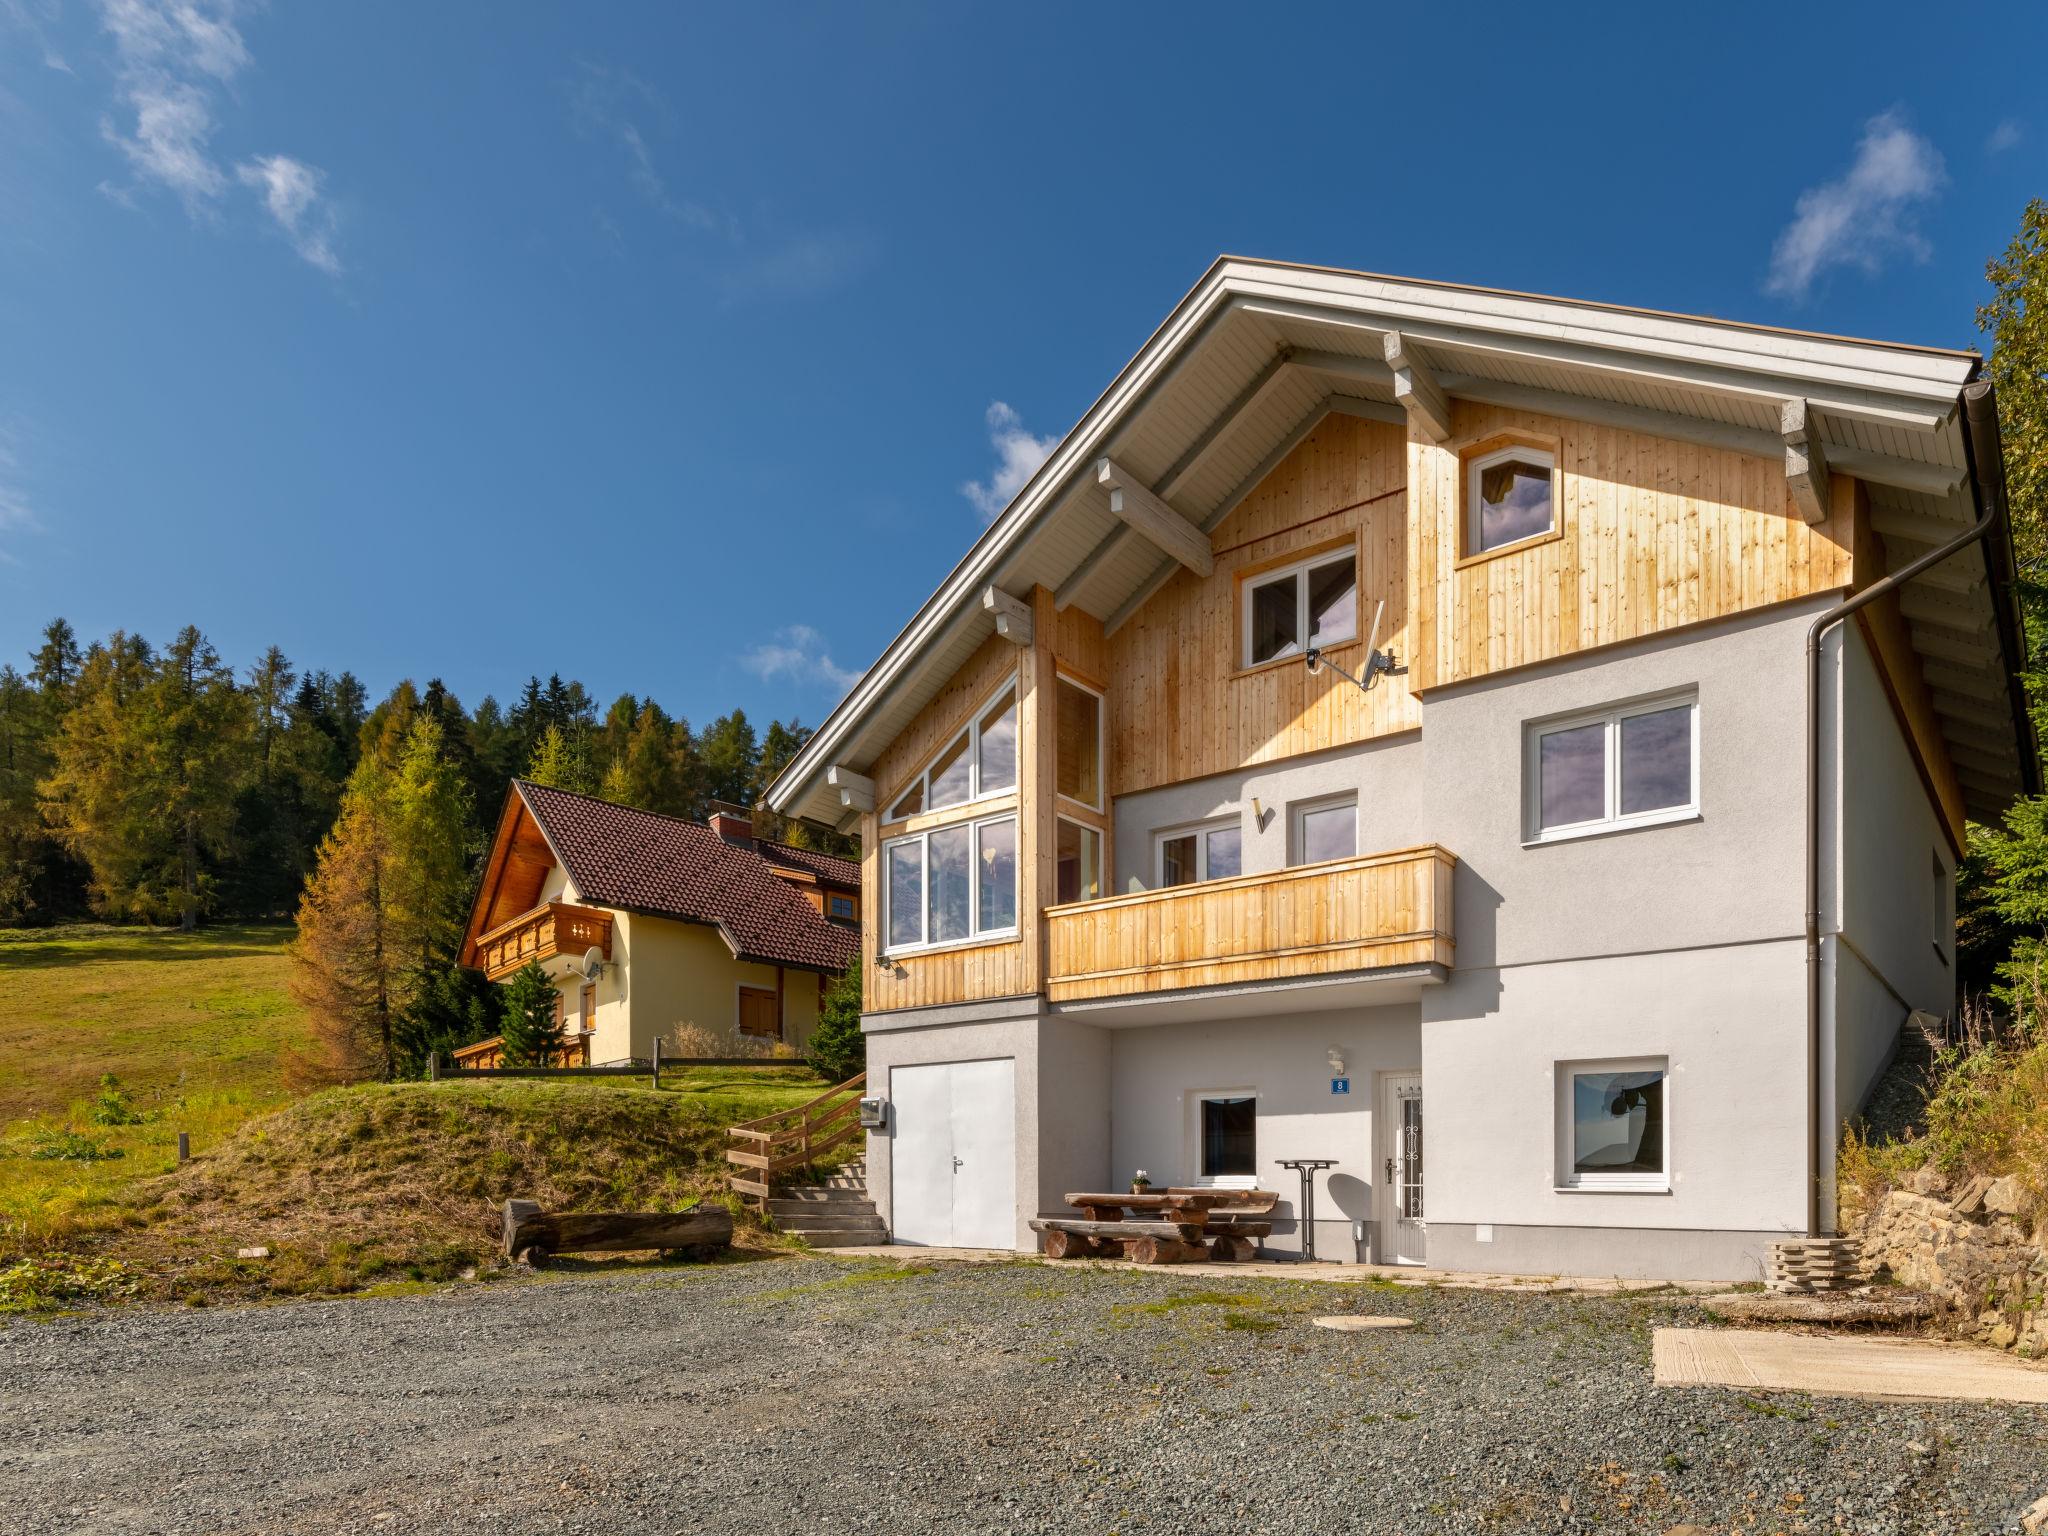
[1379,1071,1425,1265]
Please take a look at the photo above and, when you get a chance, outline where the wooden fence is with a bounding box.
[429,1038,820,1089]
[725,1071,867,1206]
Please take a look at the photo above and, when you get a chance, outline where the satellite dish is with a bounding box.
[580,946,606,980]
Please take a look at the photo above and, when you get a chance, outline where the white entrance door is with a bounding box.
[1379,1072,1425,1265]
[890,1059,1016,1249]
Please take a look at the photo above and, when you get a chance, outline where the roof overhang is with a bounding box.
[769,256,2034,826]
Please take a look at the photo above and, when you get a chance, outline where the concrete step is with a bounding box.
[768,1196,877,1218]
[769,1185,871,1203]
[776,1210,887,1234]
[798,1228,891,1248]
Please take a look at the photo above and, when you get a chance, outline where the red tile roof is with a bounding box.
[755,840,859,889]
[514,781,859,974]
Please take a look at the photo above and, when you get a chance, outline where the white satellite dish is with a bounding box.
[579,946,606,981]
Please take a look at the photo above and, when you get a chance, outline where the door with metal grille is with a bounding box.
[1379,1072,1425,1265]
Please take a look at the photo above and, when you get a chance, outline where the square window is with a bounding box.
[1241,545,1359,668]
[1198,1094,1257,1180]
[1056,677,1102,808]
[1293,798,1357,865]
[1528,694,1698,842]
[1156,819,1241,887]
[826,892,857,923]
[1468,445,1557,554]
[1056,819,1101,905]
[1559,1061,1668,1190]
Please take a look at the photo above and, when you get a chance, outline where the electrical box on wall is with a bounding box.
[858,1097,888,1130]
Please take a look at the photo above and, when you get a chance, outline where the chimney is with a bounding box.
[708,804,754,846]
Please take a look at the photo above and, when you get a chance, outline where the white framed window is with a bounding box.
[881,811,1018,954]
[1525,692,1698,843]
[1055,674,1104,811]
[1189,1090,1258,1188]
[1931,849,1952,962]
[1056,817,1102,905]
[1156,817,1243,887]
[1467,443,1557,555]
[883,677,1018,822]
[1291,795,1357,866]
[1557,1058,1669,1192]
[1241,546,1358,668]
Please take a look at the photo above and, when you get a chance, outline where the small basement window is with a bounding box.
[1466,443,1557,555]
[1558,1060,1668,1191]
[1196,1092,1257,1185]
[1241,547,1358,667]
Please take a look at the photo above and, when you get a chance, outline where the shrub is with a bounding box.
[806,960,864,1083]
[89,1073,145,1127]
[28,1131,125,1163]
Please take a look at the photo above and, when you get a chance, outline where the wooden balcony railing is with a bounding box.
[473,901,613,981]
[1044,845,1456,1004]
[447,1032,593,1070]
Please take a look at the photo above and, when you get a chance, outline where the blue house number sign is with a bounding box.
[1330,1076,1350,1095]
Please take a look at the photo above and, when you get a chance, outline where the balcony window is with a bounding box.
[882,812,1019,953]
[1292,797,1357,865]
[1559,1060,1668,1191]
[1056,675,1103,809]
[1241,547,1358,667]
[1056,818,1101,904]
[1157,819,1241,887]
[1526,693,1698,842]
[1467,443,1557,555]
[885,677,1018,821]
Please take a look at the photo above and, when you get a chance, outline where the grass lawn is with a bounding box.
[0,923,308,1254]
[1,921,848,1302]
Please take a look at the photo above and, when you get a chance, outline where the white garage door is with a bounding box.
[890,1059,1016,1250]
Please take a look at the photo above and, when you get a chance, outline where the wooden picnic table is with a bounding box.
[1034,1189,1280,1265]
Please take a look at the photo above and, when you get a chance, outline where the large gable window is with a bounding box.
[885,678,1018,822]
[882,811,1019,954]
[1464,439,1558,557]
[1241,546,1358,668]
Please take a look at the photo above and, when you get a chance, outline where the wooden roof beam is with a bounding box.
[981,586,1034,646]
[1095,459,1214,578]
[1782,399,1830,526]
[1383,331,1451,443]
[825,766,874,815]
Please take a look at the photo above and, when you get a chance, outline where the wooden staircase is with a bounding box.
[727,1073,883,1245]
[764,1161,886,1248]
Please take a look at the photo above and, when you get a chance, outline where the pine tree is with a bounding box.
[144,627,248,929]
[525,723,598,795]
[499,960,564,1066]
[1978,198,2048,583]
[699,709,759,806]
[805,959,864,1083]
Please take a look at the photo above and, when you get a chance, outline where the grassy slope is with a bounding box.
[0,924,309,1252]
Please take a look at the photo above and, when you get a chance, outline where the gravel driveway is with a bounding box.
[3,1256,2044,1535]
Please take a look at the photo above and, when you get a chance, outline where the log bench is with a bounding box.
[1030,1213,1275,1265]
[502,1199,734,1265]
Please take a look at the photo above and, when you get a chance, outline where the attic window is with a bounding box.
[1466,443,1557,555]
[884,678,1019,822]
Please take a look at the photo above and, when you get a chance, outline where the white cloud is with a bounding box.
[570,63,735,238]
[1766,109,1946,301]
[740,625,862,696]
[960,401,1057,523]
[0,430,44,566]
[94,0,343,272]
[237,154,341,273]
[1987,118,2024,154]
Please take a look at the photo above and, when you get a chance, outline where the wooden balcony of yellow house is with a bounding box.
[471,901,613,983]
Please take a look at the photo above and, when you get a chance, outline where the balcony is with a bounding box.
[1044,845,1456,1005]
[474,901,613,982]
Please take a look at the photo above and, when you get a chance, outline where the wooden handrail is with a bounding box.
[726,1071,867,1208]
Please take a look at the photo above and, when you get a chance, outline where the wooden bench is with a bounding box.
[1032,1189,1281,1264]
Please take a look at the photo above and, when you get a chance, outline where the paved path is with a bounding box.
[1654,1327,2048,1403]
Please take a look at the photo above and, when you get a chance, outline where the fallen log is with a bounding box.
[502,1199,733,1264]
[1039,1229,1114,1260]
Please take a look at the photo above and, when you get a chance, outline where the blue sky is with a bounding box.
[0,3,2042,732]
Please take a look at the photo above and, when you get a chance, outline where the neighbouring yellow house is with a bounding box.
[456,781,860,1064]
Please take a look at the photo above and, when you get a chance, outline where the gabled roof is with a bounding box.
[768,255,2035,827]
[461,782,858,975]
[755,840,860,889]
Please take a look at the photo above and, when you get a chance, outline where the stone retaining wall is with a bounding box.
[1852,1171,2046,1357]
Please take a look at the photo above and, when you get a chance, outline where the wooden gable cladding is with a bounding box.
[861,588,1101,1013]
[1408,400,1858,693]
[1104,412,1418,798]
[459,792,559,968]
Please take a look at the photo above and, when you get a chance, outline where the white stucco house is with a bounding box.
[765,258,2036,1280]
